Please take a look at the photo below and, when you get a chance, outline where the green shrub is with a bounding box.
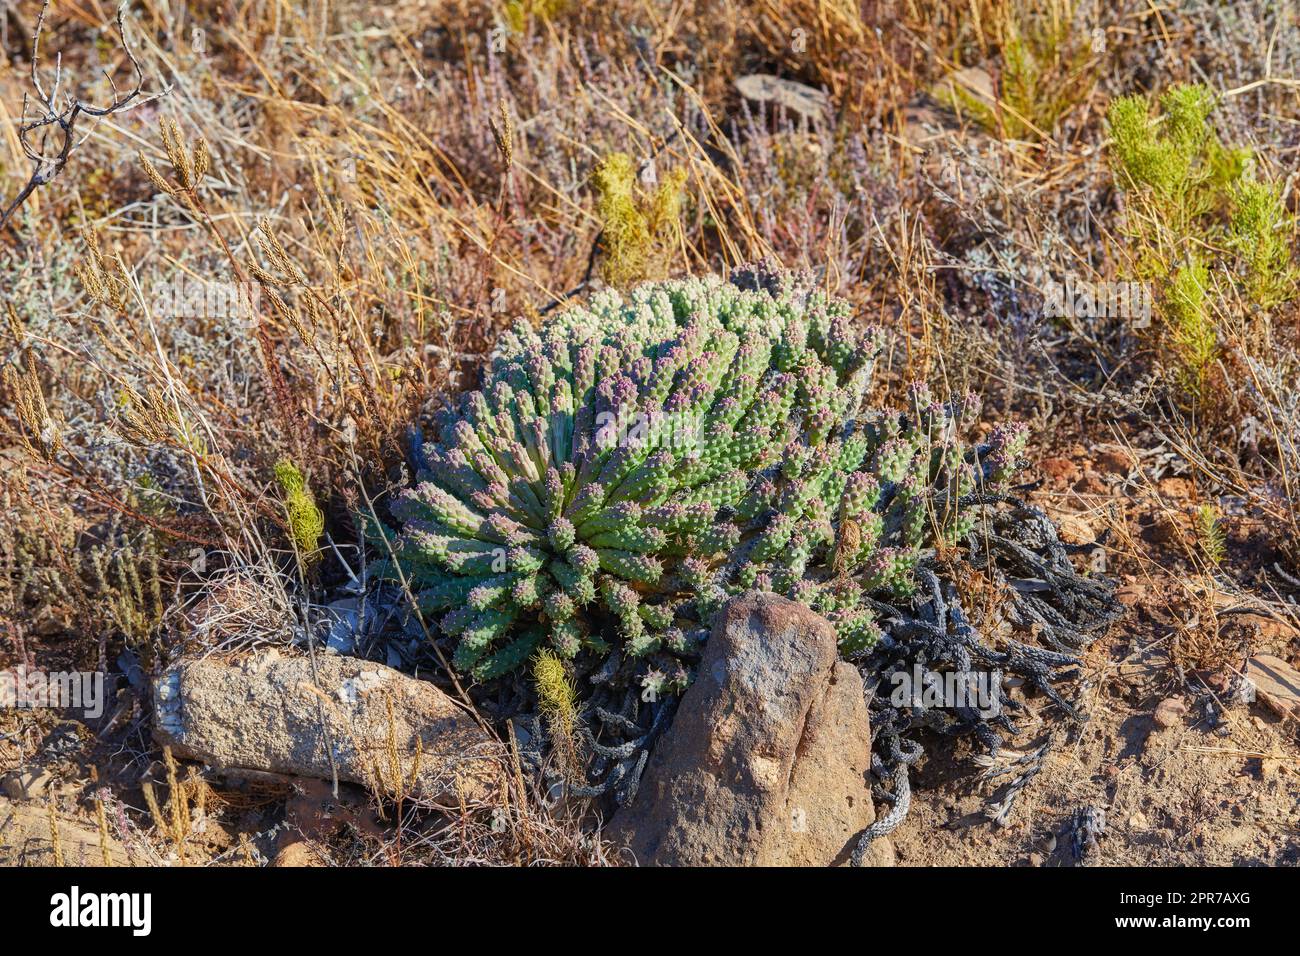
[933,0,1096,141]
[1229,179,1299,309]
[1106,83,1296,393]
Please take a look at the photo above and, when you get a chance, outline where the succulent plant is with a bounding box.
[377,261,1023,684]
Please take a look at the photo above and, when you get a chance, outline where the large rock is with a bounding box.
[154,648,499,804]
[607,592,884,866]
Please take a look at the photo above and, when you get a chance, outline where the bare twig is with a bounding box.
[0,2,168,231]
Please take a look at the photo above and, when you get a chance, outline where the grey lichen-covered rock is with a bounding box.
[734,74,832,121]
[154,648,500,804]
[606,591,887,866]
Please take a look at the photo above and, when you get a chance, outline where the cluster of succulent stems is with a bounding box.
[376,262,1028,693]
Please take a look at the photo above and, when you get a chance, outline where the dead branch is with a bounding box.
[0,2,168,231]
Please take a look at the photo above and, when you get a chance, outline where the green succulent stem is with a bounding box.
[383,262,1022,687]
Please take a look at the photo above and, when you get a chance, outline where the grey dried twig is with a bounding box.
[0,2,167,230]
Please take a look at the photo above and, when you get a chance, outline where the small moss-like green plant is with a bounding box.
[1106,83,1297,395]
[274,460,325,559]
[378,262,1026,687]
[591,152,687,289]
[1194,503,1227,566]
[533,648,581,779]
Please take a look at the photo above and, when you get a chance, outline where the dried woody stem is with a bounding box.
[1,2,168,230]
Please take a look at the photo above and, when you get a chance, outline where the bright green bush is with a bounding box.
[1106,83,1297,393]
[377,263,1025,686]
[1229,178,1299,309]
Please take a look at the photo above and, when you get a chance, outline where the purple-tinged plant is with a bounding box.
[377,262,1023,684]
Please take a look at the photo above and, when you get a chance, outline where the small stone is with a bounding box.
[1039,457,1080,484]
[1055,513,1096,546]
[1246,655,1300,721]
[1231,613,1299,646]
[1028,852,1044,867]
[734,75,831,121]
[273,841,325,867]
[319,598,361,655]
[1,769,52,801]
[930,66,996,111]
[1153,697,1187,729]
[1128,812,1148,829]
[1096,446,1134,476]
[1116,583,1147,607]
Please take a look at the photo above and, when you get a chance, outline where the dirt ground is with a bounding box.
[892,443,1300,867]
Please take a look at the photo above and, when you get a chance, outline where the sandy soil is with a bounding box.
[891,445,1300,867]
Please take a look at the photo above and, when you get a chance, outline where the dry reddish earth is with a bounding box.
[891,446,1300,867]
